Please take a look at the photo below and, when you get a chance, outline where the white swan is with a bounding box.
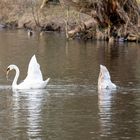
[98,65,116,90]
[6,55,50,89]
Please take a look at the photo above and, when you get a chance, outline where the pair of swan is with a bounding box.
[6,55,116,90]
[6,55,50,90]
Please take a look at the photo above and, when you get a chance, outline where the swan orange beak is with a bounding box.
[6,67,10,80]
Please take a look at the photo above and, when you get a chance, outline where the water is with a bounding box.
[0,30,140,140]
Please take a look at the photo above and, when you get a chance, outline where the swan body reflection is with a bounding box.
[98,89,117,136]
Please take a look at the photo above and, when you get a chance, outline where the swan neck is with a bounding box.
[12,66,20,87]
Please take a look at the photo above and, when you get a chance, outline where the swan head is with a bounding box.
[6,65,18,78]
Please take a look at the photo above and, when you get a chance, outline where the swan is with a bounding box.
[6,55,50,89]
[98,65,116,90]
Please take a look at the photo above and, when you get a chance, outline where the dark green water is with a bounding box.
[0,30,140,140]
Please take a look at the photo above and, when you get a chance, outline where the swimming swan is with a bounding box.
[6,55,50,89]
[98,65,116,90]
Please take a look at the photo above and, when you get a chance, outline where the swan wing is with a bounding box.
[24,55,43,82]
[100,65,111,80]
[44,78,50,85]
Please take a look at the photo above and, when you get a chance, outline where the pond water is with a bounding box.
[0,30,140,140]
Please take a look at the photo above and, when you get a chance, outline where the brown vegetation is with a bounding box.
[0,0,140,42]
[59,0,140,41]
[0,0,88,32]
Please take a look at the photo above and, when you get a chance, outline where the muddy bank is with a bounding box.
[0,3,88,34]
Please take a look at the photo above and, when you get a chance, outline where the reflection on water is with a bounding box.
[98,88,140,140]
[98,89,117,137]
[0,30,140,139]
[12,89,47,139]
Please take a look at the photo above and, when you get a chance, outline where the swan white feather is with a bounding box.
[24,55,43,82]
[7,55,50,89]
[98,65,116,90]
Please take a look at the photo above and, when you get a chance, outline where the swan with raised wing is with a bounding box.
[98,65,116,90]
[6,55,50,89]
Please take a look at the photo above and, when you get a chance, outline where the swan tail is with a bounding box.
[45,78,50,85]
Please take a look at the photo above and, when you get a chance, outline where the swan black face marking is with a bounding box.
[7,67,10,72]
[6,67,10,75]
[6,67,10,80]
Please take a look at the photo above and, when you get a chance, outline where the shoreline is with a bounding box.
[0,2,140,42]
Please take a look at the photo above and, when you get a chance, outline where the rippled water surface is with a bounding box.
[0,30,140,140]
